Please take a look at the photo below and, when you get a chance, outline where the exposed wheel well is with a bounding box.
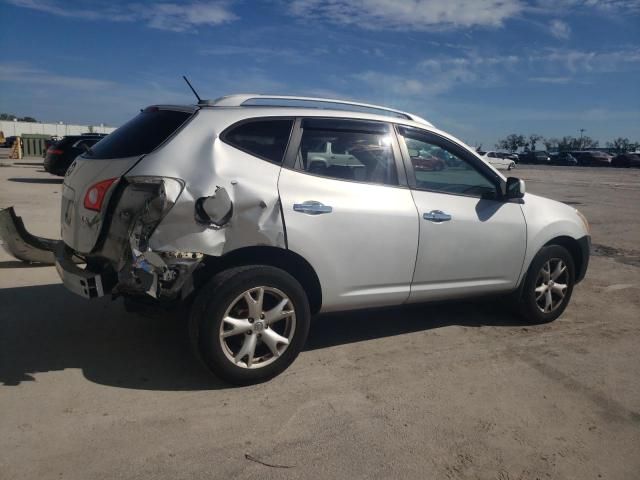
[544,236,583,278]
[194,246,323,314]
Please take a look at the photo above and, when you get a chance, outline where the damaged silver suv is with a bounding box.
[1,94,590,384]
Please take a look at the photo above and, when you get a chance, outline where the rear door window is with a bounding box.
[84,108,192,159]
[222,119,293,165]
[293,118,398,185]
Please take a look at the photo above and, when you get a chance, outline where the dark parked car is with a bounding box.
[519,151,551,164]
[570,151,611,167]
[612,153,640,168]
[44,134,107,176]
[2,136,17,148]
[550,152,578,166]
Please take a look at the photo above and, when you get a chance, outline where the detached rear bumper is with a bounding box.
[0,207,58,264]
[1,206,106,299]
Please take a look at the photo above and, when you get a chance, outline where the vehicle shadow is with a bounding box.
[0,283,531,391]
[8,178,63,184]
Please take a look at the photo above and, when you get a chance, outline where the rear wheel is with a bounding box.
[190,266,310,385]
[517,245,575,323]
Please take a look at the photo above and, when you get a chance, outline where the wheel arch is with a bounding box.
[543,235,585,281]
[195,246,323,314]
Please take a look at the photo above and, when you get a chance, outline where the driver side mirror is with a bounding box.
[505,177,525,199]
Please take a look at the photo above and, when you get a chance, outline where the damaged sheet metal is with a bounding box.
[126,125,286,257]
[0,206,60,264]
[94,177,203,300]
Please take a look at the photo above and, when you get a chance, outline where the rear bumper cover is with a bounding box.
[54,243,106,299]
[0,207,58,264]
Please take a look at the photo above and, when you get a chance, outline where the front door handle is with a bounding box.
[423,210,452,222]
[293,201,333,215]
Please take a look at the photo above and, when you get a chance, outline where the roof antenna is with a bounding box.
[183,75,202,104]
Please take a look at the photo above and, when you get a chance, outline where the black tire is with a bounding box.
[517,245,575,323]
[190,265,310,385]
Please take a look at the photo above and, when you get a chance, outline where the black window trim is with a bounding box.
[282,116,408,188]
[220,116,296,166]
[395,125,506,200]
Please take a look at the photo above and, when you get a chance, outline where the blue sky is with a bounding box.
[1,0,639,147]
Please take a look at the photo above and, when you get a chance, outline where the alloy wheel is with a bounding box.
[534,258,570,313]
[218,286,296,369]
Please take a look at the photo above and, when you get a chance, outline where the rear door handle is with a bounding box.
[423,210,452,222]
[293,201,333,215]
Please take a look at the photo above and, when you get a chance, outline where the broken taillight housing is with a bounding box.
[83,177,118,211]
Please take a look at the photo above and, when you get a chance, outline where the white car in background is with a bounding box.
[481,151,516,171]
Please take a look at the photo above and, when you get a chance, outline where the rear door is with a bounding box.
[396,126,527,301]
[62,106,194,253]
[278,118,419,312]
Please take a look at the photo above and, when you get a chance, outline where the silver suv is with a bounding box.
[1,95,590,384]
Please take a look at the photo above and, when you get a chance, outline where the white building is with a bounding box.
[0,120,117,138]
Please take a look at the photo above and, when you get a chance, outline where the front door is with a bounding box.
[278,118,419,312]
[397,126,527,302]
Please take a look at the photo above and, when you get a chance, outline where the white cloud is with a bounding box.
[6,0,238,32]
[0,63,115,90]
[289,0,525,30]
[549,19,571,39]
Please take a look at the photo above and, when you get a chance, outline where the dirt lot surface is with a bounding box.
[1,160,639,479]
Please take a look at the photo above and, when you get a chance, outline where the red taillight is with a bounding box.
[83,178,117,211]
[48,148,63,155]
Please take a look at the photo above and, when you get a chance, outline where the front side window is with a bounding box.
[294,120,398,185]
[400,128,497,198]
[223,119,293,165]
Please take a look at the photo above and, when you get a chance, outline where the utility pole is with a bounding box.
[579,128,585,150]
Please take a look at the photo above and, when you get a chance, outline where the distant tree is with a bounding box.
[543,137,559,150]
[528,134,543,151]
[606,137,631,153]
[1,113,37,122]
[496,134,526,152]
[581,136,598,149]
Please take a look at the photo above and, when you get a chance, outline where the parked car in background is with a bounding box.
[612,152,640,168]
[42,136,62,157]
[1,95,591,385]
[500,152,519,162]
[519,151,551,164]
[2,136,17,148]
[43,133,107,176]
[481,151,516,170]
[570,151,612,167]
[550,152,578,166]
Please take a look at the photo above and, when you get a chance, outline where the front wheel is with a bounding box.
[190,266,311,385]
[517,245,575,323]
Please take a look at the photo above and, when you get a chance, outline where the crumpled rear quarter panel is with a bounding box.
[125,110,286,256]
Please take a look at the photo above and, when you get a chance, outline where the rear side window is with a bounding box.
[84,108,192,159]
[222,119,293,165]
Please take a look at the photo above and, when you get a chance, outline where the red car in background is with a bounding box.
[412,154,445,171]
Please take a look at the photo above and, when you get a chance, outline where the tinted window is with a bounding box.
[84,109,191,159]
[224,119,293,165]
[400,128,496,198]
[294,120,397,185]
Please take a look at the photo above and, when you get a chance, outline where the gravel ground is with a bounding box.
[1,160,639,480]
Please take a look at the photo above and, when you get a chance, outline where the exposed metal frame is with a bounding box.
[206,94,433,127]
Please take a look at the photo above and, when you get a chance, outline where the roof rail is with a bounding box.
[207,94,433,127]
